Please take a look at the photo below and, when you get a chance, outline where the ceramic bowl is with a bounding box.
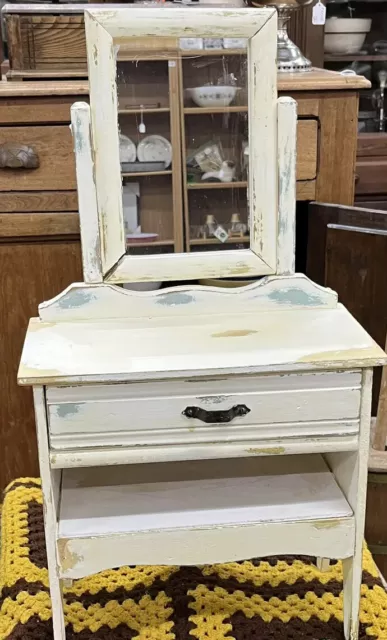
[188,86,240,108]
[324,18,372,54]
[123,281,162,292]
[199,278,255,288]
[126,233,158,244]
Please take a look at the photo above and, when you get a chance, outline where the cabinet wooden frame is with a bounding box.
[80,6,278,283]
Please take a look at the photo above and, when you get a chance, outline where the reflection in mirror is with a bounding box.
[115,37,249,259]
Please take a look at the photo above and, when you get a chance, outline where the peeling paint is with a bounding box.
[156,292,194,306]
[73,120,86,154]
[313,519,340,530]
[57,539,83,571]
[57,289,97,310]
[298,347,381,363]
[231,261,254,276]
[246,447,285,455]
[197,395,229,404]
[212,330,258,338]
[268,287,323,307]
[29,321,55,332]
[54,403,80,419]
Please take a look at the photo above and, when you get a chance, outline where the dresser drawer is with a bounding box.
[47,370,362,450]
[0,125,76,191]
[355,159,387,195]
[297,119,318,181]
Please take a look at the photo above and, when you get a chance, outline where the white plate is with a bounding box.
[137,135,172,169]
[119,134,137,164]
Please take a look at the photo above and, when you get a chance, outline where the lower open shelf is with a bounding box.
[57,454,355,578]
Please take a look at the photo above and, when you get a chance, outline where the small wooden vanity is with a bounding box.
[15,7,385,640]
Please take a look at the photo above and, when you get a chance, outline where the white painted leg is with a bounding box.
[33,386,66,640]
[316,557,330,572]
[62,579,74,589]
[48,569,67,640]
[325,370,373,640]
[342,555,363,640]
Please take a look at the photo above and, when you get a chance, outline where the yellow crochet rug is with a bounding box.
[1,479,387,640]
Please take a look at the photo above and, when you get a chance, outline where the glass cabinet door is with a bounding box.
[116,47,183,258]
[180,45,249,253]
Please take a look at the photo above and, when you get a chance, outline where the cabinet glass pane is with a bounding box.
[115,38,250,257]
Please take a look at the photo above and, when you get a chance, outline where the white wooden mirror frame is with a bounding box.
[74,6,284,284]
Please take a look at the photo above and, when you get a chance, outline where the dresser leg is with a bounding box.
[342,555,362,640]
[316,557,330,572]
[33,387,67,640]
[49,573,67,640]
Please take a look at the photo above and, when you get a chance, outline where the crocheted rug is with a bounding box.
[1,479,387,640]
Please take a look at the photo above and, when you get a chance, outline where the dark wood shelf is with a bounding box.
[188,181,248,190]
[325,54,387,62]
[119,107,170,115]
[184,106,248,115]
[122,170,172,178]
[190,236,249,245]
[181,49,246,57]
[126,239,174,248]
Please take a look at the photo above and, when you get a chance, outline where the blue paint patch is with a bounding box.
[58,290,97,309]
[55,404,80,419]
[268,287,322,306]
[156,292,194,306]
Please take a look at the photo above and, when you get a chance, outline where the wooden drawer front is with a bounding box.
[10,15,87,71]
[0,126,75,191]
[47,371,361,450]
[355,159,387,195]
[297,120,318,181]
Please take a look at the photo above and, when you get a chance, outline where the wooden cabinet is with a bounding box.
[0,215,82,492]
[306,202,387,415]
[0,85,84,492]
[0,125,75,191]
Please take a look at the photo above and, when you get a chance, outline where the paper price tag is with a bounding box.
[213,226,229,243]
[312,0,326,25]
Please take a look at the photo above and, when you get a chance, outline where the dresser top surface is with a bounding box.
[18,304,386,386]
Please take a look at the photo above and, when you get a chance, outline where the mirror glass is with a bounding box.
[116,36,250,259]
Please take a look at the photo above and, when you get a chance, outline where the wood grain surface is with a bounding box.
[307,202,387,414]
[0,125,76,191]
[0,191,78,212]
[0,223,82,492]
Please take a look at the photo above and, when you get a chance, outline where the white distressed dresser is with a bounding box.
[18,6,387,640]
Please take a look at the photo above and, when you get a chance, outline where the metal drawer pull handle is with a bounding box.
[0,143,39,169]
[182,404,251,424]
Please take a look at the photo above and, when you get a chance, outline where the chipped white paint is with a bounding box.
[58,516,355,580]
[46,371,362,450]
[70,102,102,283]
[18,305,386,386]
[325,369,373,640]
[33,387,66,640]
[106,249,275,284]
[85,12,125,275]
[37,275,338,323]
[18,8,387,640]
[248,12,277,267]
[56,455,354,578]
[277,97,297,275]
[49,421,361,451]
[50,434,361,470]
[86,6,275,38]
[81,7,280,283]
[316,557,331,572]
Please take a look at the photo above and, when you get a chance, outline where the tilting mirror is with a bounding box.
[82,6,278,283]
